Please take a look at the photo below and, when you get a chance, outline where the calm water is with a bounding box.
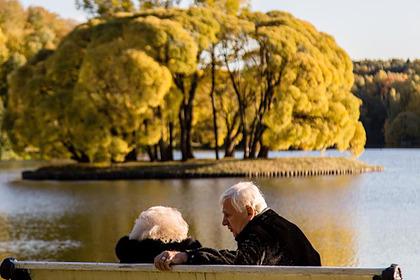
[0,149,419,278]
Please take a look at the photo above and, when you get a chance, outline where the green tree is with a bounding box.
[384,77,420,146]
[352,59,420,147]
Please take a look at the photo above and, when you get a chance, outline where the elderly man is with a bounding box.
[154,182,321,270]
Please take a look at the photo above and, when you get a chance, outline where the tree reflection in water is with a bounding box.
[1,171,360,266]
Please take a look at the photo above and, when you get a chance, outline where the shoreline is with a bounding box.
[22,157,383,180]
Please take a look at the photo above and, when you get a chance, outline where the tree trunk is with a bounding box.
[210,47,219,160]
[146,146,156,162]
[179,106,188,161]
[175,73,197,161]
[159,139,172,161]
[124,148,137,162]
[248,141,259,159]
[168,121,174,161]
[249,122,265,159]
[257,144,269,158]
[64,142,90,163]
[224,139,236,157]
[224,53,249,159]
[185,104,194,159]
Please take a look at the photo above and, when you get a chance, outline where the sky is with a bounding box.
[20,0,420,60]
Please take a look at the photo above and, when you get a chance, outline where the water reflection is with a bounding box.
[257,177,360,266]
[1,153,419,279]
[0,173,361,266]
[0,214,12,260]
[0,212,80,261]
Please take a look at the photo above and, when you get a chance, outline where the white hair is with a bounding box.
[128,206,188,243]
[220,182,267,214]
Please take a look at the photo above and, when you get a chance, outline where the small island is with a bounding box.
[22,157,383,180]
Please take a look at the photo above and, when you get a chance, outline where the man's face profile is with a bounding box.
[221,198,253,237]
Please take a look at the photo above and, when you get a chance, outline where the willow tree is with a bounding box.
[263,12,365,156]
[221,11,365,157]
[75,0,135,16]
[194,0,249,15]
[191,0,249,160]
[193,69,241,157]
[139,0,181,9]
[6,13,197,162]
[75,0,184,16]
[163,7,221,160]
[0,2,75,103]
[0,1,75,159]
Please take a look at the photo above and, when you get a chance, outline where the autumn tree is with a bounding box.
[194,0,249,15]
[218,11,365,158]
[163,8,222,160]
[139,0,181,9]
[5,5,368,161]
[193,68,241,157]
[75,0,135,16]
[5,13,197,162]
[0,0,75,158]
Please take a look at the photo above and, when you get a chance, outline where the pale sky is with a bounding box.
[20,0,420,60]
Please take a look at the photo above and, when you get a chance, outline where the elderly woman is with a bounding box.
[115,206,201,263]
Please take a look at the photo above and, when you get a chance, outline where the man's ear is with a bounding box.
[245,205,256,220]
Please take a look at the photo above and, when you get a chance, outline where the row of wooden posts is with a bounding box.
[244,166,384,178]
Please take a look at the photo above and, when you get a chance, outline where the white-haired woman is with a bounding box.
[115,206,201,263]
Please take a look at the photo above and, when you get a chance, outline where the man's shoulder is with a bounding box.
[240,209,305,243]
[260,209,303,231]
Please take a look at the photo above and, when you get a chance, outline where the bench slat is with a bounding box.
[1,259,402,280]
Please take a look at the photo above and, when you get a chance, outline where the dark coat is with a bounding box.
[186,209,321,266]
[115,236,202,263]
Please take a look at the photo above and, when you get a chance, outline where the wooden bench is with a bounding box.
[0,258,402,280]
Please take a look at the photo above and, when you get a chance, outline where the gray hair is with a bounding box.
[219,182,267,214]
[129,206,188,243]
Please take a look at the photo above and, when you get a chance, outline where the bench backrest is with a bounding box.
[0,259,402,280]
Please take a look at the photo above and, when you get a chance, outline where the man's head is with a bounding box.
[220,182,268,237]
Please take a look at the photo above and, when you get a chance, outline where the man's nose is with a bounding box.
[222,217,228,226]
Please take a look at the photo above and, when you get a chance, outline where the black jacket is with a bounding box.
[115,236,202,263]
[186,209,321,266]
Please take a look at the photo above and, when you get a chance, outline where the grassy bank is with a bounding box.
[22,157,383,180]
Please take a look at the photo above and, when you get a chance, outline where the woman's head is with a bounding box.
[129,206,189,243]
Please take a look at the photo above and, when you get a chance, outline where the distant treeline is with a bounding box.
[353,59,420,147]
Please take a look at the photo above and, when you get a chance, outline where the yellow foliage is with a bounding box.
[255,11,365,156]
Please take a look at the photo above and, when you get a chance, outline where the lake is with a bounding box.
[0,149,418,278]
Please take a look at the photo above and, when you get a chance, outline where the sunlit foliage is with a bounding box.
[0,0,75,158]
[6,4,366,162]
[6,11,197,162]
[215,11,365,157]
